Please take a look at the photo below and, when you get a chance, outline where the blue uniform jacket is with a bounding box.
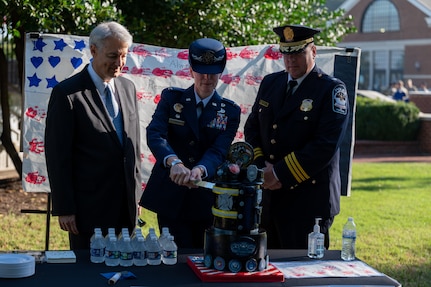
[140,85,241,220]
[244,66,349,219]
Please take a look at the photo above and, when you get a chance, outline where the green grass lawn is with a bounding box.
[0,162,430,286]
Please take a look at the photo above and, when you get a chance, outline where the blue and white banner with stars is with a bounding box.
[23,32,359,196]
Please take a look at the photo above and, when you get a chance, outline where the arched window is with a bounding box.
[362,0,400,33]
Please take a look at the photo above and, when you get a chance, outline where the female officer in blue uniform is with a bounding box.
[140,38,241,248]
[244,25,349,249]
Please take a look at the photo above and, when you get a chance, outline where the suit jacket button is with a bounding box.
[269,154,274,160]
[189,141,195,146]
[272,124,278,129]
[270,139,276,144]
[189,157,195,163]
[312,179,316,184]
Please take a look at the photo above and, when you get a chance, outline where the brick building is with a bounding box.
[332,0,431,94]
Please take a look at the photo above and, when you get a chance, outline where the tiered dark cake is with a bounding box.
[203,142,268,273]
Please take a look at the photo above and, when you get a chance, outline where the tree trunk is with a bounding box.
[0,47,22,179]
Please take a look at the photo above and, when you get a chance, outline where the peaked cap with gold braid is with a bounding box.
[273,24,320,54]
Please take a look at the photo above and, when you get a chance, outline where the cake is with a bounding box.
[203,142,268,273]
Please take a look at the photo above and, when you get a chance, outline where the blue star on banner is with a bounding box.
[28,73,42,87]
[46,76,59,88]
[33,38,47,52]
[54,39,68,51]
[74,40,86,51]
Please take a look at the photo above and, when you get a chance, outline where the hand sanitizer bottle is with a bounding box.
[308,218,325,259]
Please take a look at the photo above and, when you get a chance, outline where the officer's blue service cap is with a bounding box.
[188,38,227,74]
[273,24,320,54]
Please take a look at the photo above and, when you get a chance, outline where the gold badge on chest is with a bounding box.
[300,99,313,112]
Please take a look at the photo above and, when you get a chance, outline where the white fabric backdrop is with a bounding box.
[22,33,356,193]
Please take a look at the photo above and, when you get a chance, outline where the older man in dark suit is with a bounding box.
[140,38,241,249]
[45,22,141,249]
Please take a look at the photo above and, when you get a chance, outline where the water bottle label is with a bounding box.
[147,251,161,260]
[120,252,133,260]
[90,248,103,257]
[162,250,177,259]
[133,251,141,259]
[105,250,120,259]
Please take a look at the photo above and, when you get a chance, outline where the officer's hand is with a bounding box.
[169,163,191,186]
[262,161,282,190]
[184,167,202,189]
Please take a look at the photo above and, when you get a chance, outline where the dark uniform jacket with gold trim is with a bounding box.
[244,65,349,219]
[140,85,241,220]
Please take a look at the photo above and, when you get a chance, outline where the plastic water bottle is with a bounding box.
[133,235,148,266]
[90,227,102,244]
[131,227,143,241]
[119,236,134,267]
[146,234,162,265]
[162,235,178,265]
[105,228,116,246]
[145,227,157,242]
[105,235,120,266]
[158,227,170,249]
[90,232,105,263]
[118,228,130,245]
[341,217,357,261]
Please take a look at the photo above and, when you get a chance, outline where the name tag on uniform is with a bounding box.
[168,118,185,126]
[259,100,269,107]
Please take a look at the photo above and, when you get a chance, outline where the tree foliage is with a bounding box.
[123,0,356,48]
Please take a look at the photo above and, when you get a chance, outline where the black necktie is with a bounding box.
[283,80,298,107]
[286,80,298,98]
[196,101,204,119]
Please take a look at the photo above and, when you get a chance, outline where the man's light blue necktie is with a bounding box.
[105,85,123,145]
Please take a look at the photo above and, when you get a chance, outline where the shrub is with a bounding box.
[355,96,421,140]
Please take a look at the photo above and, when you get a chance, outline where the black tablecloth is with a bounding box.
[0,249,401,287]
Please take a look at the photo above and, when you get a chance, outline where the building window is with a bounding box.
[362,0,400,33]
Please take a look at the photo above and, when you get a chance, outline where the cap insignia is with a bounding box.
[283,27,294,42]
[192,50,224,64]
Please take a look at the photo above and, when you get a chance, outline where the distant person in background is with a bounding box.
[418,82,429,92]
[405,79,417,92]
[392,80,409,102]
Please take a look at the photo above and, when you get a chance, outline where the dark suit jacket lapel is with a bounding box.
[114,78,129,135]
[80,67,117,141]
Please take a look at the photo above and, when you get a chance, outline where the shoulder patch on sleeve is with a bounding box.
[332,84,348,115]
